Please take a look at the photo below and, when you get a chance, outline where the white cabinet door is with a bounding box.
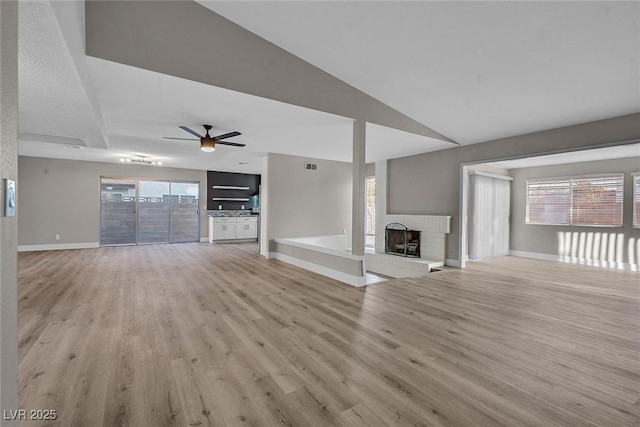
[213,222,236,240]
[236,217,258,239]
[236,222,257,239]
[223,223,237,240]
[245,221,257,239]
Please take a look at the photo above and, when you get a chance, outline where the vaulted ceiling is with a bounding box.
[203,1,639,144]
[18,1,640,173]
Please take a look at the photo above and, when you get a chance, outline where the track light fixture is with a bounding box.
[119,156,162,166]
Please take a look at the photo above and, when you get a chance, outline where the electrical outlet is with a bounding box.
[55,234,61,241]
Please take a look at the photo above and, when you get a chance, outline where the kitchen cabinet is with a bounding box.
[214,223,237,240]
[208,216,258,243]
[236,217,258,239]
[209,217,236,242]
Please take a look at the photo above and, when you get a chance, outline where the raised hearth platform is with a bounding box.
[366,250,443,279]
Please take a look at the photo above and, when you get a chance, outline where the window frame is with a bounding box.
[525,173,624,228]
[633,172,640,229]
[364,176,376,248]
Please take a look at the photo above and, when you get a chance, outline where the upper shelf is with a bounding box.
[212,185,250,190]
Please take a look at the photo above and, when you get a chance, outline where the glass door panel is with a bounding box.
[100,178,137,245]
[138,181,171,244]
[170,182,200,243]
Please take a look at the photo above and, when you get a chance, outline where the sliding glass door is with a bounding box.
[170,182,200,243]
[469,174,511,260]
[138,181,171,244]
[100,178,200,246]
[100,179,137,245]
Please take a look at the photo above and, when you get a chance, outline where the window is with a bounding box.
[526,174,623,227]
[365,177,375,247]
[634,173,640,228]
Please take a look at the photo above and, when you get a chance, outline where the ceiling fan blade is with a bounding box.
[213,131,241,141]
[162,137,199,141]
[179,126,203,138]
[216,141,246,148]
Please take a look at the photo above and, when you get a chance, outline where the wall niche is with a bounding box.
[207,171,261,211]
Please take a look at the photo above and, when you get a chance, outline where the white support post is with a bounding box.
[352,120,366,257]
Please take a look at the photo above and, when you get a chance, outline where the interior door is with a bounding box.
[170,181,200,243]
[100,178,137,245]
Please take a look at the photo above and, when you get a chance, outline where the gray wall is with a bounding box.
[388,113,640,261]
[265,153,352,246]
[18,156,208,246]
[0,0,19,419]
[273,242,363,276]
[510,157,640,265]
[365,162,375,178]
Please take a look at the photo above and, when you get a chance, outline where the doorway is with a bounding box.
[100,178,200,246]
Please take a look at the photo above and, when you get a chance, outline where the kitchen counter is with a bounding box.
[207,209,258,218]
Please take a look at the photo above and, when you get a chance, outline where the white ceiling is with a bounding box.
[203,1,640,145]
[18,1,640,174]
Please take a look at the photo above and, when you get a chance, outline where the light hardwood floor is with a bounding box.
[17,243,640,426]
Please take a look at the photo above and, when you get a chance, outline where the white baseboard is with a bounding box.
[270,252,366,287]
[18,242,100,252]
[509,250,638,272]
[445,258,461,268]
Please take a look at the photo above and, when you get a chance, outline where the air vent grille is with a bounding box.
[305,162,317,171]
[19,132,88,147]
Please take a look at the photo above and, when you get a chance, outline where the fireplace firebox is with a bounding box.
[385,223,421,258]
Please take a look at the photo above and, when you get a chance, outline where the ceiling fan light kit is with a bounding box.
[200,139,215,152]
[120,157,162,166]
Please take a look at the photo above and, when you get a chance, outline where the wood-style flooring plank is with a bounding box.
[17,243,640,426]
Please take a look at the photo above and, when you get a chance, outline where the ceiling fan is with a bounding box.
[163,125,245,152]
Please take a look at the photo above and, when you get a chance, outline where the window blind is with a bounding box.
[526,174,623,227]
[571,175,623,226]
[526,180,571,225]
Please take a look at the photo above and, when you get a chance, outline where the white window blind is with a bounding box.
[634,173,640,228]
[526,180,571,225]
[526,174,623,227]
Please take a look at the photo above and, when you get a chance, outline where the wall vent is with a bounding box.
[304,162,317,171]
[19,132,88,147]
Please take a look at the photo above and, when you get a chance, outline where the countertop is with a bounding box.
[207,210,259,218]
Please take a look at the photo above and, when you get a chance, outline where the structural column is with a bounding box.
[259,155,270,257]
[0,0,20,421]
[351,120,366,256]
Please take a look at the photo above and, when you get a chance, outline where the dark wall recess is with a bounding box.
[207,171,261,210]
